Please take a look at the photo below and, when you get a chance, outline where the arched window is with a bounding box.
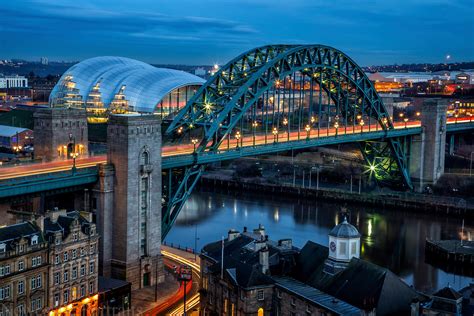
[140,151,149,165]
[258,307,264,316]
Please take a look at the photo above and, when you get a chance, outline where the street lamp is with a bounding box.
[454,112,459,123]
[334,121,339,137]
[235,131,241,148]
[70,152,79,174]
[310,116,316,124]
[191,138,199,153]
[359,119,365,133]
[416,111,421,118]
[403,117,409,128]
[252,121,258,146]
[305,124,311,139]
[272,127,278,143]
[283,117,289,141]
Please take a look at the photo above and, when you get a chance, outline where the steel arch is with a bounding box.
[162,44,413,239]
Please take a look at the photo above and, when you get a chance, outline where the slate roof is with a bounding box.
[273,276,361,316]
[0,125,31,138]
[329,217,360,238]
[433,286,462,300]
[0,222,44,251]
[226,262,274,288]
[43,210,91,240]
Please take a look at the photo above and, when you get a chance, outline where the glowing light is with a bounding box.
[203,102,212,113]
[67,304,73,310]
[369,165,375,171]
[282,118,288,126]
[368,219,373,237]
[82,297,90,304]
[93,294,99,301]
[213,64,219,70]
[59,308,66,313]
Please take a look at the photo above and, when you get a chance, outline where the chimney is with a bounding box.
[259,247,269,274]
[47,208,67,222]
[228,229,240,242]
[278,239,292,249]
[253,224,265,238]
[243,226,247,233]
[254,240,266,252]
[34,214,45,232]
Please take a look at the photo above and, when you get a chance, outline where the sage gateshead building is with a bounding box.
[49,56,205,122]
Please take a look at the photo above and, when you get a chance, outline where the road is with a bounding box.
[0,117,471,180]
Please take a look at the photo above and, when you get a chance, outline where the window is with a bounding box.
[339,241,347,255]
[4,265,9,275]
[257,290,264,301]
[31,235,38,245]
[80,248,85,256]
[31,277,37,290]
[80,284,85,297]
[89,281,94,294]
[73,233,78,241]
[258,308,264,316]
[291,297,296,306]
[72,266,77,279]
[90,244,95,254]
[54,293,59,307]
[37,275,42,288]
[18,260,24,271]
[18,281,24,295]
[64,251,68,262]
[0,266,3,277]
[17,304,25,316]
[351,241,357,255]
[0,243,5,253]
[19,244,24,253]
[55,237,60,245]
[306,304,312,314]
[64,270,69,282]
[277,289,282,299]
[54,272,60,285]
[90,228,95,236]
[80,264,85,277]
[32,256,42,267]
[63,289,69,303]
[89,262,95,274]
[72,249,77,259]
[55,255,60,265]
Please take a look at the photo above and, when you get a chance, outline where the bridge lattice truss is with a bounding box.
[162,44,412,239]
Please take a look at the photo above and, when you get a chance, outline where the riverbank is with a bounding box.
[199,175,474,218]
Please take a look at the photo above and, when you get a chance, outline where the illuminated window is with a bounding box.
[258,308,264,316]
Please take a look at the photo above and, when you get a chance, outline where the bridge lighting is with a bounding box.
[369,164,376,172]
[203,102,212,113]
[399,112,404,119]
[70,152,79,174]
[416,111,421,117]
[356,114,362,120]
[359,119,365,133]
[235,131,241,148]
[213,64,219,70]
[191,138,199,153]
[283,117,288,126]
[275,79,281,87]
[12,145,22,153]
[382,117,388,126]
[272,127,278,143]
[403,117,408,128]
[252,121,258,128]
[310,116,316,124]
[305,124,311,139]
[455,112,459,123]
[189,123,194,129]
[177,126,183,134]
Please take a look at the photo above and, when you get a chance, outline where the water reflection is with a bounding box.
[167,190,473,293]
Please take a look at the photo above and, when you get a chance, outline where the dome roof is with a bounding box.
[329,217,360,238]
[49,56,205,113]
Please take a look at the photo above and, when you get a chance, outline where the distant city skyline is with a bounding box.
[1,0,473,66]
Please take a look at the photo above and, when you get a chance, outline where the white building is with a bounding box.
[0,75,28,89]
[40,57,49,65]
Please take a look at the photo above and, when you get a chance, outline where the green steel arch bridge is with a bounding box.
[0,45,473,239]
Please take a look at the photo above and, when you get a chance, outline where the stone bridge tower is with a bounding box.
[94,114,164,290]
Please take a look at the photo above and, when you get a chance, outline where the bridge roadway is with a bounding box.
[0,118,472,198]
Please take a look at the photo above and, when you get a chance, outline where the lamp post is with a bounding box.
[191,138,199,153]
[454,112,459,123]
[235,131,241,149]
[70,152,79,174]
[403,117,409,128]
[252,121,258,146]
[305,124,311,140]
[359,119,365,133]
[283,117,289,141]
[272,127,278,143]
[334,121,339,137]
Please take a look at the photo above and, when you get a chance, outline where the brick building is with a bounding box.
[0,222,49,316]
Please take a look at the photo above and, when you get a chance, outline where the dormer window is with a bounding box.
[31,235,38,245]
[0,243,5,253]
[73,233,78,241]
[55,237,61,245]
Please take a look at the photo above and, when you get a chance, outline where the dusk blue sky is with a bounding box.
[1,0,473,66]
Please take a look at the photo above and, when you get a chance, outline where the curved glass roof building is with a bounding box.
[49,56,206,119]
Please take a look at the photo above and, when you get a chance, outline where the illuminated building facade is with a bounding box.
[43,209,99,316]
[0,222,49,316]
[49,56,205,122]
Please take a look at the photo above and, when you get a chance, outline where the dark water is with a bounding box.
[167,190,473,294]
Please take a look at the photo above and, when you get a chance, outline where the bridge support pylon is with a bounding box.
[95,114,164,290]
[409,98,447,191]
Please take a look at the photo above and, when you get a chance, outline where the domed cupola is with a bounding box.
[324,217,361,275]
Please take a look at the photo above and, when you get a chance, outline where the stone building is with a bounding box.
[33,107,88,162]
[0,221,49,316]
[200,220,422,316]
[43,209,99,316]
